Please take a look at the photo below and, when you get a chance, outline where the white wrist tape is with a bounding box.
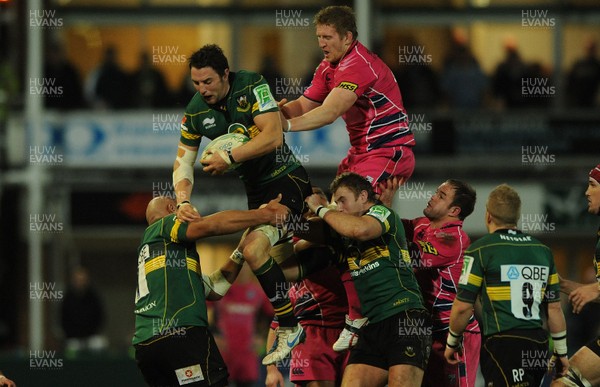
[316,206,330,219]
[173,146,197,186]
[208,270,232,297]
[201,274,214,298]
[551,330,568,356]
[230,249,245,265]
[446,329,463,348]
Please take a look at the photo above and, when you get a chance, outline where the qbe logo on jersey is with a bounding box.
[501,265,548,320]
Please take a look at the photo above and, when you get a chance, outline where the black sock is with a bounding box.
[254,256,296,327]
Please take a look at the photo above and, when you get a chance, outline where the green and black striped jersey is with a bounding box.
[132,215,207,345]
[179,70,301,185]
[333,203,425,323]
[457,228,560,336]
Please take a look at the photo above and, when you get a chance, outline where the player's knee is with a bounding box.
[241,234,270,263]
[552,367,592,387]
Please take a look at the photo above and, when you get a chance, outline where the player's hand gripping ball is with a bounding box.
[200,132,249,171]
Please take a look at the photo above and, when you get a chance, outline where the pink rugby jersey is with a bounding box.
[303,40,414,153]
[404,217,480,334]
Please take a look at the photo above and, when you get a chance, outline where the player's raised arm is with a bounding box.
[173,140,201,222]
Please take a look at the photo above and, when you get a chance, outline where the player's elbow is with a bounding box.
[270,133,283,149]
[187,222,218,240]
[351,226,376,241]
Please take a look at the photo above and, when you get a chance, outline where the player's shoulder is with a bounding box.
[366,203,397,222]
[185,92,209,114]
[233,70,264,86]
[465,233,496,252]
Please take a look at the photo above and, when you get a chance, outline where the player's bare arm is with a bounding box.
[377,176,402,207]
[202,111,283,175]
[287,87,357,132]
[173,141,201,222]
[569,282,600,313]
[444,298,474,365]
[204,258,245,302]
[185,195,288,240]
[280,95,321,120]
[558,274,584,295]
[306,194,382,241]
[546,301,570,377]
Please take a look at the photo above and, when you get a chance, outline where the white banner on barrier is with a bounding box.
[29,111,351,168]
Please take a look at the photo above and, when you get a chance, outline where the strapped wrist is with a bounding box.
[316,206,330,219]
[551,330,568,356]
[446,329,463,348]
[177,201,190,210]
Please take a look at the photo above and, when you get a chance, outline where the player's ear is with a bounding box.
[359,189,369,204]
[223,68,230,80]
[449,206,461,219]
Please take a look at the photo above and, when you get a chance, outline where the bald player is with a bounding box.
[133,195,289,387]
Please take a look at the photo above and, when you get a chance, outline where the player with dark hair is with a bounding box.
[402,179,480,387]
[552,164,600,387]
[172,44,313,365]
[304,172,431,387]
[445,184,569,386]
[280,5,415,193]
[133,195,289,386]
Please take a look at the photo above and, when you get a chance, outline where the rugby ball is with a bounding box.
[200,132,249,170]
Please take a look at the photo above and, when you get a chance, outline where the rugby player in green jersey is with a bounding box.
[172,44,312,365]
[133,195,289,386]
[446,184,569,386]
[552,164,600,387]
[304,172,431,387]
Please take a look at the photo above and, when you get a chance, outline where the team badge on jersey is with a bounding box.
[337,81,358,92]
[236,95,250,112]
[253,84,277,112]
[367,205,391,223]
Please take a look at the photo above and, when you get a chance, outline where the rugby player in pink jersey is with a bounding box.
[402,180,480,387]
[281,5,415,193]
[280,6,415,348]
